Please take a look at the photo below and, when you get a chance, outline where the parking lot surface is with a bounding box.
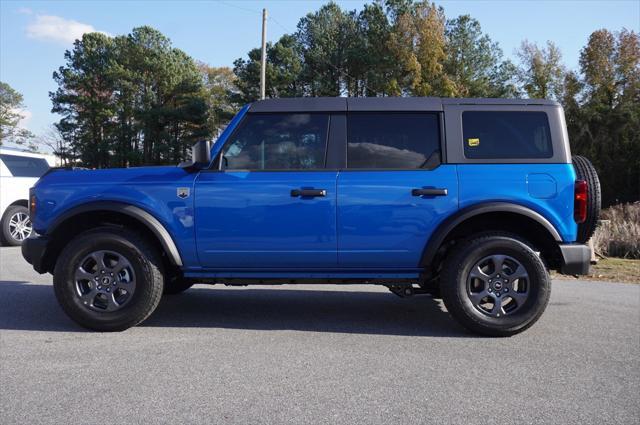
[1,246,638,424]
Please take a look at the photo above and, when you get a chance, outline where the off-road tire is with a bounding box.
[53,227,164,331]
[572,155,601,243]
[440,233,551,337]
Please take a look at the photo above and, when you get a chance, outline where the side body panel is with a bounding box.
[194,171,338,268]
[337,166,459,268]
[456,164,577,242]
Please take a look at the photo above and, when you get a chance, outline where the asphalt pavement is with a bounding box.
[1,246,638,424]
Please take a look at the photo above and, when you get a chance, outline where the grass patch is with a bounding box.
[554,258,640,284]
[592,202,640,259]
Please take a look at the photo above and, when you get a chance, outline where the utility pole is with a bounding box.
[260,8,267,100]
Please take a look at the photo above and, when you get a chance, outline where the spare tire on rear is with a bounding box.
[572,155,601,243]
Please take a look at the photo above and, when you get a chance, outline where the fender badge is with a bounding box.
[177,187,190,199]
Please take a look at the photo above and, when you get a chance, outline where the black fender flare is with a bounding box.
[48,201,183,266]
[420,202,562,267]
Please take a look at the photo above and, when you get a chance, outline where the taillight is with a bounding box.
[574,180,588,223]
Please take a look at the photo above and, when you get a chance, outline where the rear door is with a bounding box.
[337,112,458,268]
[195,112,338,269]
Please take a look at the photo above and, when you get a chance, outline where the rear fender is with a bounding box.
[420,202,562,268]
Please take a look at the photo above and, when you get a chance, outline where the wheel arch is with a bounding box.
[421,202,563,275]
[43,201,182,273]
[9,199,29,208]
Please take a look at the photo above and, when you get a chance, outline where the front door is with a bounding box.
[195,112,337,269]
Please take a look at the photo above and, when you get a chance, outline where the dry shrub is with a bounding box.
[592,202,640,259]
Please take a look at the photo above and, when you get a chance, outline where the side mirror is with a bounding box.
[179,140,211,171]
[192,140,211,164]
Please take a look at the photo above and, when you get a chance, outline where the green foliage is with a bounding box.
[50,27,210,168]
[232,0,520,101]
[233,34,304,103]
[199,64,240,135]
[0,81,36,149]
[516,40,565,100]
[444,15,518,98]
[296,2,354,96]
[563,29,640,206]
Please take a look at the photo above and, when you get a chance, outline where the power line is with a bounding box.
[218,0,260,15]
[269,15,291,33]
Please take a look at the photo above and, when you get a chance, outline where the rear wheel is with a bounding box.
[1,205,32,246]
[53,227,164,331]
[440,233,551,337]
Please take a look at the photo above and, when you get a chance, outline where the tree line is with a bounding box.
[0,0,637,205]
[50,26,210,168]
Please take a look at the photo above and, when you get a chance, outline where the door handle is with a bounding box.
[291,188,327,197]
[412,188,448,197]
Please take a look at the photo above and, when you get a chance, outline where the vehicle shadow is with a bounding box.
[0,281,470,337]
[147,287,471,337]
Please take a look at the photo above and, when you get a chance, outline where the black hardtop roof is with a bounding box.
[248,97,560,113]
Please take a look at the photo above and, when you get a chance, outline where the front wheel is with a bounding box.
[53,228,164,331]
[440,234,551,337]
[1,205,32,246]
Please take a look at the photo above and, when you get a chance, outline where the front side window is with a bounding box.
[347,113,440,169]
[221,113,329,170]
[0,154,50,177]
[462,111,553,159]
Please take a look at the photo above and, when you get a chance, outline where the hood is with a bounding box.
[37,165,189,187]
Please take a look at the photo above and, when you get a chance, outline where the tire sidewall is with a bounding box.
[54,229,162,330]
[444,236,551,335]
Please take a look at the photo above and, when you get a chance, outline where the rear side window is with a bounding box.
[347,113,440,169]
[0,154,50,177]
[462,111,553,159]
[222,113,328,170]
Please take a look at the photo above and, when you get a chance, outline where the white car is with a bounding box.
[0,147,57,246]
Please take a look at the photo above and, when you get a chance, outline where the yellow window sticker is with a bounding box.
[468,138,480,147]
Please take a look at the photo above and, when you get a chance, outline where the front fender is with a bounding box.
[33,166,198,267]
[48,201,183,266]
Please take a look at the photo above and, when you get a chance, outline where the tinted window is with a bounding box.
[222,113,328,170]
[463,111,553,159]
[347,113,440,169]
[0,154,50,177]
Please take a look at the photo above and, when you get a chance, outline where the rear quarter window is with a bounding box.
[462,111,553,159]
[0,154,50,177]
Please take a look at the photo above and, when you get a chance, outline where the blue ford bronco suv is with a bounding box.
[23,97,601,336]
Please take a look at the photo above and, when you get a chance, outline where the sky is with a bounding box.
[1,0,638,139]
